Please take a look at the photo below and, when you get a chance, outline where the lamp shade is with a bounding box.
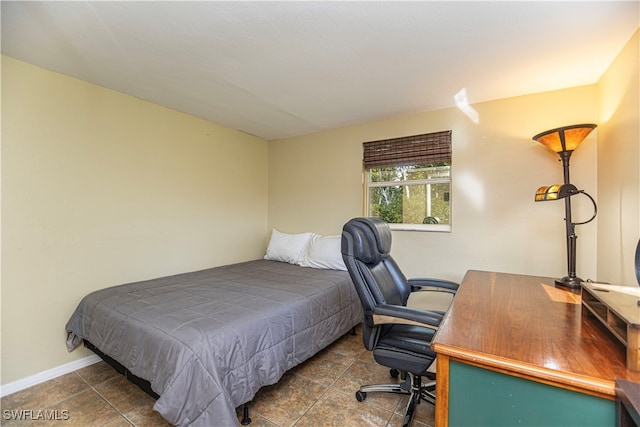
[532,124,596,153]
[534,184,579,201]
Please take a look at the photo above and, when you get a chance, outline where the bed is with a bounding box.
[65,232,362,426]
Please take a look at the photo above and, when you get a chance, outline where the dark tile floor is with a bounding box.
[1,327,435,426]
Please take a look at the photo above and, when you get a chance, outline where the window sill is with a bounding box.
[389,223,452,232]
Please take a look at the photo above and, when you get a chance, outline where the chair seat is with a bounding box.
[407,290,454,314]
[374,324,436,375]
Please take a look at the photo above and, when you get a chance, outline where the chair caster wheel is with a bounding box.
[390,368,400,378]
[355,391,367,402]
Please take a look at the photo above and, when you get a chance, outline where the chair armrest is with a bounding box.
[409,278,459,293]
[371,304,443,331]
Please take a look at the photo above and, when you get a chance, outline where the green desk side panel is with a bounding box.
[448,360,615,427]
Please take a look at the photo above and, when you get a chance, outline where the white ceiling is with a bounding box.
[2,1,639,140]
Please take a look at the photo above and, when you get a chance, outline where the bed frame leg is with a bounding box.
[241,403,251,425]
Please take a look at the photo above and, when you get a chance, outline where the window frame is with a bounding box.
[363,131,452,232]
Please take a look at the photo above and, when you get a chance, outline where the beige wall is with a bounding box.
[1,57,269,384]
[269,86,599,282]
[597,29,640,286]
[2,28,639,389]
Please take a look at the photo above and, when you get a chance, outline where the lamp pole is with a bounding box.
[558,148,580,288]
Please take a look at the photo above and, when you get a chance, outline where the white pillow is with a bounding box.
[264,229,313,265]
[300,234,347,271]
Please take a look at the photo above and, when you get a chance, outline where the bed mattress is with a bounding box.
[66,259,362,426]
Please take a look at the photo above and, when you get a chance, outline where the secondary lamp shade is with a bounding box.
[532,124,597,153]
[533,181,598,289]
[534,184,579,201]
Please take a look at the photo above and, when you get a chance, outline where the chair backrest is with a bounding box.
[341,217,411,349]
[636,239,640,286]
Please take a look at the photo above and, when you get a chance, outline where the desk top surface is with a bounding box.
[431,270,640,398]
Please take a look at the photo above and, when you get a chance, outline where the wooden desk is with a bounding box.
[431,270,640,427]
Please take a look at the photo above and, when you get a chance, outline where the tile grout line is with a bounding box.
[289,335,405,427]
[289,357,359,427]
[72,371,135,426]
[249,333,365,427]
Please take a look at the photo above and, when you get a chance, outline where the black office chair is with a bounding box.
[341,217,458,427]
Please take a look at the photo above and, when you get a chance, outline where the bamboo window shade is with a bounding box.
[363,130,452,170]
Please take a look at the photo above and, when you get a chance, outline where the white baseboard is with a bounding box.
[0,355,102,398]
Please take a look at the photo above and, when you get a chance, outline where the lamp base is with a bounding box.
[555,276,583,289]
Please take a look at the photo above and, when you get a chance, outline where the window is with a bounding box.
[363,131,452,231]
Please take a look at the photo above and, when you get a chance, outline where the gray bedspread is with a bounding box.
[66,259,362,426]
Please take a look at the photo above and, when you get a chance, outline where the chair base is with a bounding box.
[356,372,435,427]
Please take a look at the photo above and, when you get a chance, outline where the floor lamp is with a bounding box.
[532,124,597,289]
